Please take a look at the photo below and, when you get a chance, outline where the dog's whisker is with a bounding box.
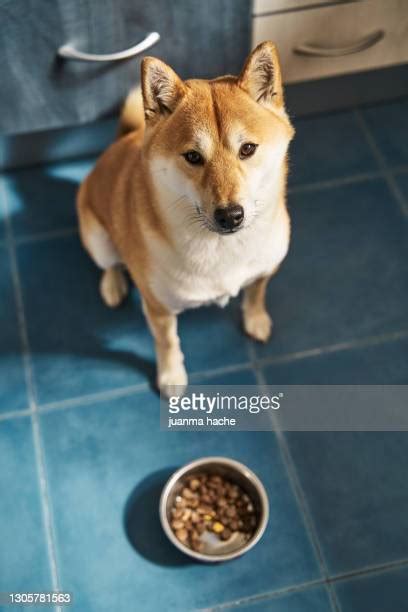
[168,194,189,209]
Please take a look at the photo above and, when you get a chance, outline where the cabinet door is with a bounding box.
[0,0,250,135]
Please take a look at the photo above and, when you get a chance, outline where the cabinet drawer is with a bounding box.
[253,0,344,15]
[1,0,143,134]
[0,0,250,135]
[252,0,408,83]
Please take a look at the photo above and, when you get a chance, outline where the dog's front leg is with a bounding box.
[242,276,272,343]
[142,297,187,397]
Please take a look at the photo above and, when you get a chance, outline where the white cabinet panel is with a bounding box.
[253,0,408,83]
[253,0,345,15]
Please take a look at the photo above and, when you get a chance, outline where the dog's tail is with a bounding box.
[118,86,145,138]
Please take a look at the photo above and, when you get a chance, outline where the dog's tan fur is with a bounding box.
[77,42,294,396]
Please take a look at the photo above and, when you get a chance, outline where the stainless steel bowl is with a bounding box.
[159,456,269,562]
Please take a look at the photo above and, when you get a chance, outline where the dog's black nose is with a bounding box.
[214,204,244,231]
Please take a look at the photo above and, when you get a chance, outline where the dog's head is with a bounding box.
[141,41,294,235]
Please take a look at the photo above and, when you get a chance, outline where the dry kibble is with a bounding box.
[216,497,228,508]
[169,472,258,552]
[190,528,200,540]
[175,528,189,543]
[200,505,215,516]
[189,478,201,491]
[182,487,195,499]
[220,528,232,541]
[226,506,237,518]
[175,496,186,508]
[212,521,224,534]
[181,509,192,521]
[228,486,239,500]
[171,508,183,519]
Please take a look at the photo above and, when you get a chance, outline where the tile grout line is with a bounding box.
[39,381,151,413]
[0,408,34,423]
[255,328,408,369]
[354,109,408,218]
[31,418,62,612]
[206,555,408,611]
[13,226,78,246]
[330,556,408,584]
[248,342,342,612]
[190,360,253,381]
[0,179,62,612]
[287,170,381,195]
[208,577,326,611]
[0,182,36,416]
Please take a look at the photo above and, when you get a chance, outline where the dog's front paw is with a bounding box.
[158,364,188,398]
[244,311,273,343]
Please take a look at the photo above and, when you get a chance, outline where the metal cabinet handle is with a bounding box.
[58,31,160,62]
[294,29,384,58]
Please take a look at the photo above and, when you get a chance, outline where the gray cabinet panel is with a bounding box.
[0,0,251,134]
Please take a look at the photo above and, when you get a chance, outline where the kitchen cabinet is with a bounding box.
[0,0,251,135]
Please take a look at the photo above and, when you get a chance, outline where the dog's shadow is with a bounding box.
[2,166,156,391]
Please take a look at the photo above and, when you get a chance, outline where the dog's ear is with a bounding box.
[238,41,284,110]
[141,57,186,122]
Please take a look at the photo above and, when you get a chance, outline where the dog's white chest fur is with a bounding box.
[147,203,289,314]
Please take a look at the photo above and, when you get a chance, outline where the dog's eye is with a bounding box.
[183,150,204,165]
[239,142,257,159]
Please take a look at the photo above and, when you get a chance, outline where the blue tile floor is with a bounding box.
[0,99,408,612]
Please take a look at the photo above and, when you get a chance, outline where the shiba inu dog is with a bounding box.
[77,41,294,396]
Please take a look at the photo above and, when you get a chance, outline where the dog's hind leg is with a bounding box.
[242,276,272,342]
[77,183,128,307]
[100,265,128,308]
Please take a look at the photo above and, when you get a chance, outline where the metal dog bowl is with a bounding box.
[159,457,269,562]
